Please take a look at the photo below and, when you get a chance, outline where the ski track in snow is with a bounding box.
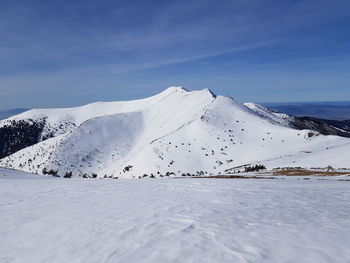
[1,174,349,263]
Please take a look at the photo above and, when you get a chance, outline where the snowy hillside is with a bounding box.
[1,87,350,178]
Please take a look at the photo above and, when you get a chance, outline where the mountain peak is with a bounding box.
[163,86,189,93]
[202,88,216,98]
[161,87,216,99]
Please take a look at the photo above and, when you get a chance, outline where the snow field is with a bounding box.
[1,173,349,263]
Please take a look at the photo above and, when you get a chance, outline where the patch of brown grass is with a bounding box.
[193,175,275,179]
[272,169,350,177]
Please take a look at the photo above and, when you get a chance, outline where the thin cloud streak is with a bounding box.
[108,39,281,75]
[0,0,349,109]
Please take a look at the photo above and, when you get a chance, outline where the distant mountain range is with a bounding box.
[0,87,349,178]
[262,101,350,121]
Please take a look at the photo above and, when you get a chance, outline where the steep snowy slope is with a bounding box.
[0,87,190,158]
[0,87,349,177]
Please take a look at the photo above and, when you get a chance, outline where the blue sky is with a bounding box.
[0,0,349,109]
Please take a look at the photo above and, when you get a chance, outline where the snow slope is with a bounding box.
[0,167,41,178]
[0,87,192,140]
[244,102,291,126]
[1,172,350,263]
[1,87,350,177]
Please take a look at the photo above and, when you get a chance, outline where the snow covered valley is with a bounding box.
[1,169,349,263]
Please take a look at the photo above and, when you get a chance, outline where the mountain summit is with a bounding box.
[0,87,349,178]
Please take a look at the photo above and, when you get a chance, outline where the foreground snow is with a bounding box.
[1,173,349,263]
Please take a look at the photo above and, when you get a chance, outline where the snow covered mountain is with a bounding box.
[244,102,350,137]
[1,87,349,178]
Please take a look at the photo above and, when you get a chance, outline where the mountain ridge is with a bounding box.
[1,87,349,178]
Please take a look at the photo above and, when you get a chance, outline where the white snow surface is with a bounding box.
[1,87,350,177]
[1,170,350,263]
[243,102,291,126]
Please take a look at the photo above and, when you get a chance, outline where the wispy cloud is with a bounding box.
[0,0,349,109]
